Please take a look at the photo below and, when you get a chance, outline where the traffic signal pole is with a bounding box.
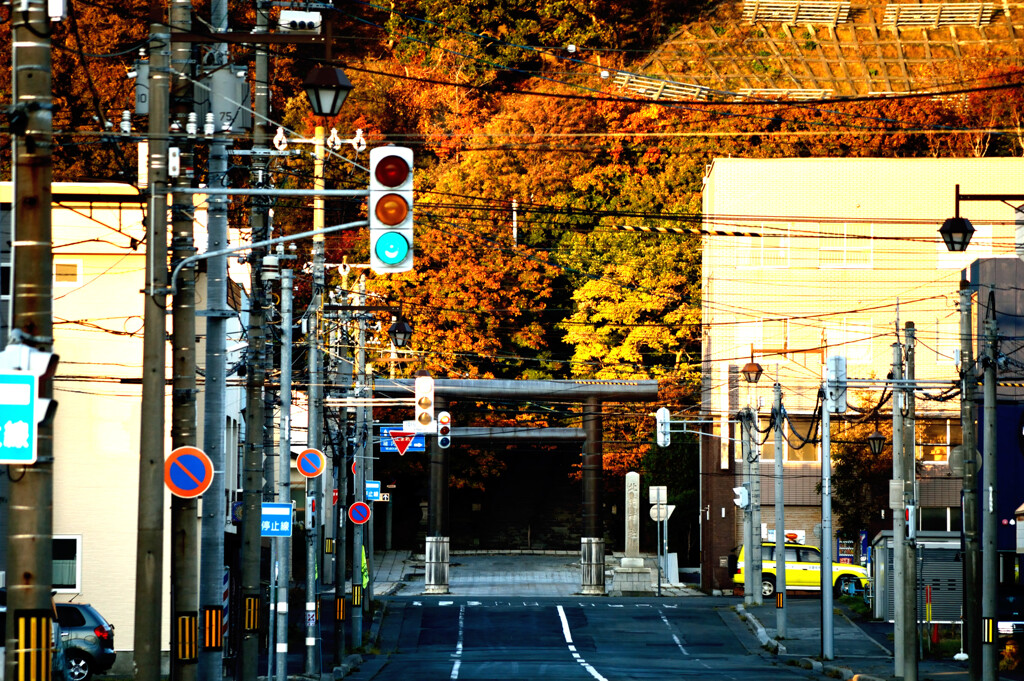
[773,381,786,638]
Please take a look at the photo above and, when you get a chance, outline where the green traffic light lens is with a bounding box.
[375,232,409,265]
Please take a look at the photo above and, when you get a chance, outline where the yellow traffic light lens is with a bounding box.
[375,193,409,226]
[417,413,432,425]
[417,396,432,409]
[374,155,410,187]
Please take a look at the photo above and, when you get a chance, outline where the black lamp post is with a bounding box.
[742,360,763,384]
[388,315,414,348]
[939,217,974,253]
[303,66,353,117]
[867,430,885,456]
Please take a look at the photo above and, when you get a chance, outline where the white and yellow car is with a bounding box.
[733,542,870,598]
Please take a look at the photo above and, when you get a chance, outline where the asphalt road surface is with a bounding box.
[345,596,825,681]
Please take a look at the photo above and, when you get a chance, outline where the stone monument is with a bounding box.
[612,471,653,595]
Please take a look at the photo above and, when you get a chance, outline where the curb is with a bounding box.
[736,604,786,654]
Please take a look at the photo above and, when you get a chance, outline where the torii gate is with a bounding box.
[374,378,660,594]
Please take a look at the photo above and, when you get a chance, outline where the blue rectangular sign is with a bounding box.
[0,372,38,464]
[379,426,425,453]
[366,480,381,501]
[261,502,294,537]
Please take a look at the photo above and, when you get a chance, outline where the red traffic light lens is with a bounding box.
[375,155,410,187]
[439,425,450,436]
[375,194,409,226]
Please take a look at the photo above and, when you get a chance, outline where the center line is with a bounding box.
[450,605,465,680]
[659,612,690,655]
[556,605,608,681]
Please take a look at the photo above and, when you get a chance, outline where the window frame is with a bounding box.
[53,534,82,593]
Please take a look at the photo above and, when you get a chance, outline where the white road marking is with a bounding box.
[449,605,465,680]
[556,605,609,681]
[659,612,690,655]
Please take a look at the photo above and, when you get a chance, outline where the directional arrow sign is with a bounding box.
[650,504,676,522]
[389,431,415,455]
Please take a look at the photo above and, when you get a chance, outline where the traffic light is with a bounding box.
[437,411,451,449]
[733,484,750,509]
[414,374,434,431]
[0,344,59,425]
[369,146,414,274]
[655,407,670,447]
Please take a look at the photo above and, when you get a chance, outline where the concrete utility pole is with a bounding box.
[4,0,55,677]
[240,5,272,674]
[168,0,197,673]
[741,410,754,606]
[198,0,230,672]
[891,340,907,677]
[134,7,171,681]
[773,381,786,637]
[981,308,998,681]
[750,410,762,607]
[274,250,295,681]
[959,278,981,681]
[305,127,326,675]
[581,396,604,595]
[902,323,918,681]
[821,388,834,661]
[352,277,367,646]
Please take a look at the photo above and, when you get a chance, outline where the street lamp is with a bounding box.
[388,315,414,348]
[742,360,763,384]
[867,429,885,456]
[303,65,353,117]
[939,217,974,252]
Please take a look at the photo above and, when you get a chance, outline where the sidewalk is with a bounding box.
[365,549,703,597]
[740,596,1023,681]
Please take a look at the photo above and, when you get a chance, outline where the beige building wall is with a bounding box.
[701,157,1022,565]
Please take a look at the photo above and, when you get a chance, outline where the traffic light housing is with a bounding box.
[437,411,451,449]
[733,484,750,509]
[655,407,670,447]
[369,146,413,274]
[0,344,59,425]
[414,374,434,431]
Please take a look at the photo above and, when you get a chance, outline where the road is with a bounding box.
[345,596,824,681]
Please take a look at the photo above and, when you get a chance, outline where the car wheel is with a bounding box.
[761,575,776,598]
[835,575,858,597]
[66,651,93,681]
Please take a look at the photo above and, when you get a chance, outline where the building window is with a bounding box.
[917,419,960,464]
[53,260,82,287]
[53,535,81,592]
[826,317,873,365]
[1,262,9,300]
[738,224,791,268]
[819,222,873,268]
[920,506,962,532]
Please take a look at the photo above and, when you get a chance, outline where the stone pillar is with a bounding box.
[622,472,644,568]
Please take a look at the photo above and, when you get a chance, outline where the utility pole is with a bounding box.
[821,384,833,661]
[981,307,998,681]
[352,276,367,648]
[750,409,762,607]
[4,0,55,678]
[773,381,786,637]
[306,127,326,675]
[134,6,170,681]
[902,322,918,681]
[960,278,981,681]
[198,0,230,669]
[240,4,271,672]
[274,249,295,681]
[332,270,353,664]
[168,0,197,673]
[741,410,753,606]
[892,339,907,677]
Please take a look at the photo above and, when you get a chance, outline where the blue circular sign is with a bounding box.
[165,446,214,498]
[375,232,409,265]
[348,501,371,525]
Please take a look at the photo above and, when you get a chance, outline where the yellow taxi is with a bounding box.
[733,542,870,598]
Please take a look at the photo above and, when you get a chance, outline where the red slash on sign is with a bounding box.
[389,431,415,455]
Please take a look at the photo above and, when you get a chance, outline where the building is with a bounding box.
[699,157,1022,592]
[0,183,246,668]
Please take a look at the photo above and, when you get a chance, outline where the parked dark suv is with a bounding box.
[55,603,115,681]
